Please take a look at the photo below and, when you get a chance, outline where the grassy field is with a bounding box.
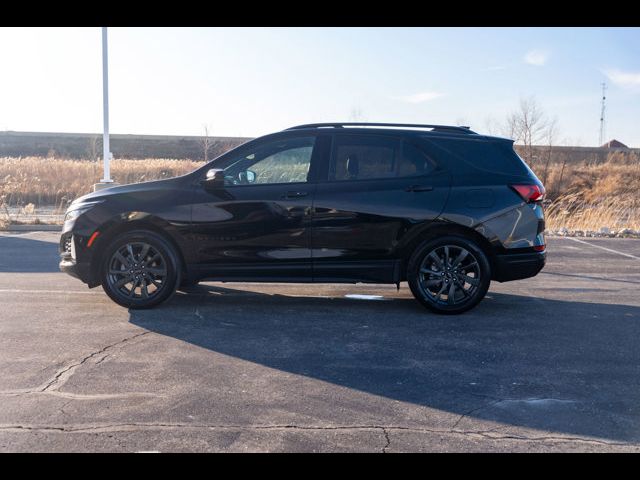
[0,157,204,208]
[1,152,639,232]
[542,151,640,231]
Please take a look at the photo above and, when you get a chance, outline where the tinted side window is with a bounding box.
[398,141,438,177]
[222,136,315,185]
[330,135,399,181]
[249,145,312,184]
[423,137,527,176]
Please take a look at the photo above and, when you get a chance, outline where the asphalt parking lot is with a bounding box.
[1,231,640,452]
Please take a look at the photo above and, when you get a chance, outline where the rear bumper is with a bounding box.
[493,251,546,282]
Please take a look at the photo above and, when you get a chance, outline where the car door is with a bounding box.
[311,132,451,282]
[189,133,325,281]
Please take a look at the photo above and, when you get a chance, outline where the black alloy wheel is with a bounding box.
[101,230,180,309]
[408,236,491,314]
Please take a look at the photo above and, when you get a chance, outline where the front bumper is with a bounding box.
[493,250,546,282]
[59,229,94,284]
[59,252,92,283]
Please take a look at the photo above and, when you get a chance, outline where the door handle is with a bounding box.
[405,185,434,192]
[282,191,309,199]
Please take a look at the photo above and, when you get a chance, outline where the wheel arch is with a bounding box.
[399,221,496,281]
[86,213,188,287]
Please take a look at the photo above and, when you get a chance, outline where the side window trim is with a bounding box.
[306,133,332,184]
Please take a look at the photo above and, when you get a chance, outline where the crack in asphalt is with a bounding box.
[40,331,151,393]
[382,427,391,453]
[0,423,634,448]
[59,400,73,417]
[0,331,153,399]
[94,355,110,366]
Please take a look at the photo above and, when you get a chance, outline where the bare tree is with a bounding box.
[199,124,217,162]
[482,115,502,136]
[505,96,553,167]
[504,111,521,142]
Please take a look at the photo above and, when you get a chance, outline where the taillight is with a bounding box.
[533,244,546,252]
[511,184,545,203]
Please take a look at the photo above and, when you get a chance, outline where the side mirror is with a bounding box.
[201,168,225,191]
[238,170,256,184]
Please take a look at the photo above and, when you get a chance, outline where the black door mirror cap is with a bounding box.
[202,168,225,190]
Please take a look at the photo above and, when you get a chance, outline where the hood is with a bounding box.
[70,177,187,206]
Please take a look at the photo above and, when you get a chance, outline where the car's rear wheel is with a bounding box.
[100,230,180,309]
[408,235,491,314]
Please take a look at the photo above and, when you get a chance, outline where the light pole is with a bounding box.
[95,26,113,189]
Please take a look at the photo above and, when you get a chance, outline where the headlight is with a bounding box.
[64,207,90,223]
[64,201,103,223]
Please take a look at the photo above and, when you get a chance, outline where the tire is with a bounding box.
[407,235,491,315]
[100,229,181,309]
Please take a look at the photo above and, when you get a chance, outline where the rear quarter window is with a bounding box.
[398,141,438,177]
[423,137,529,176]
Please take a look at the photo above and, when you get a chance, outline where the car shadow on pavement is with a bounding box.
[0,234,60,273]
[129,284,640,442]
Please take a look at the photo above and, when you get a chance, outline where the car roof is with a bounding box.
[282,123,512,143]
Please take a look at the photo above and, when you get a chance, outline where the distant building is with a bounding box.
[600,139,628,149]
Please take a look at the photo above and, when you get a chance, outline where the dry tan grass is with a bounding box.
[0,157,205,209]
[538,151,640,202]
[535,152,640,231]
[544,193,640,231]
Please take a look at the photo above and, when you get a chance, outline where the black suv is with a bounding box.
[59,123,546,314]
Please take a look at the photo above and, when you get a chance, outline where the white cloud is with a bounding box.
[524,50,549,66]
[604,69,640,89]
[393,91,445,104]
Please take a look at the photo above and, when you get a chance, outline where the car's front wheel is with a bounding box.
[407,235,491,314]
[100,230,180,309]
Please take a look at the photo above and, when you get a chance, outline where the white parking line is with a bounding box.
[0,231,57,237]
[0,289,101,295]
[344,294,388,301]
[565,237,640,260]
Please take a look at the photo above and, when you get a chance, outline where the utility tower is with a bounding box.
[599,82,607,146]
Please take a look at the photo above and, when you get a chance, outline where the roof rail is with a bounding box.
[285,122,476,134]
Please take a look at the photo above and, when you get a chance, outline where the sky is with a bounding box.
[0,27,638,147]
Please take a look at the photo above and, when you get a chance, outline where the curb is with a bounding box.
[3,224,63,232]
